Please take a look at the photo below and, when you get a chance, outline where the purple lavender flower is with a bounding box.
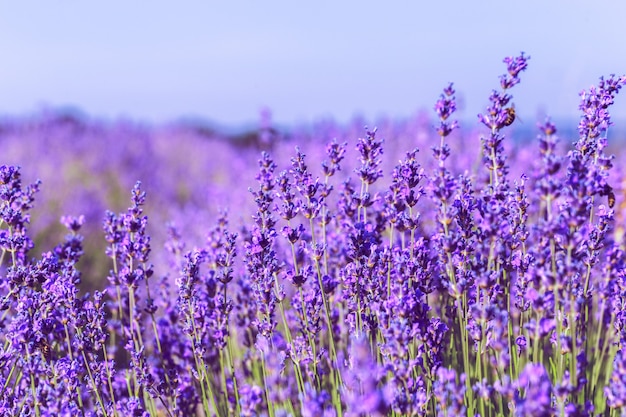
[244,152,283,340]
[342,335,392,417]
[606,349,626,409]
[0,165,40,268]
[301,383,336,417]
[433,367,466,416]
[514,363,553,416]
[239,383,264,417]
[1,54,626,417]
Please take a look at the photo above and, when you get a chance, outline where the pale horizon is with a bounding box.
[2,1,626,129]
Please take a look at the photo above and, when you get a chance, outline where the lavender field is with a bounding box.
[2,54,626,416]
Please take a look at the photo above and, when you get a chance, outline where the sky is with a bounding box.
[1,1,626,129]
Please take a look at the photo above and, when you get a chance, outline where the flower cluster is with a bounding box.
[1,54,626,417]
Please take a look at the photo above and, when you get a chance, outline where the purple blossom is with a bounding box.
[0,54,624,417]
[433,367,466,416]
[514,363,553,416]
[342,335,392,417]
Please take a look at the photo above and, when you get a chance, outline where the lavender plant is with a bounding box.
[1,54,626,417]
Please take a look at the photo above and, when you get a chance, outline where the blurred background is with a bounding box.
[2,1,626,289]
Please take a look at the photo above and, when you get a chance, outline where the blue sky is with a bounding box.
[1,1,625,128]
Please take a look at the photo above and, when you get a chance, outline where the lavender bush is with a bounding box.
[1,53,626,416]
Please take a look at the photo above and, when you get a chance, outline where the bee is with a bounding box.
[503,105,516,127]
[608,189,616,208]
[35,339,52,362]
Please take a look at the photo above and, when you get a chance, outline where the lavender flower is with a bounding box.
[433,367,466,416]
[0,55,625,417]
[514,363,553,416]
[342,335,392,417]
